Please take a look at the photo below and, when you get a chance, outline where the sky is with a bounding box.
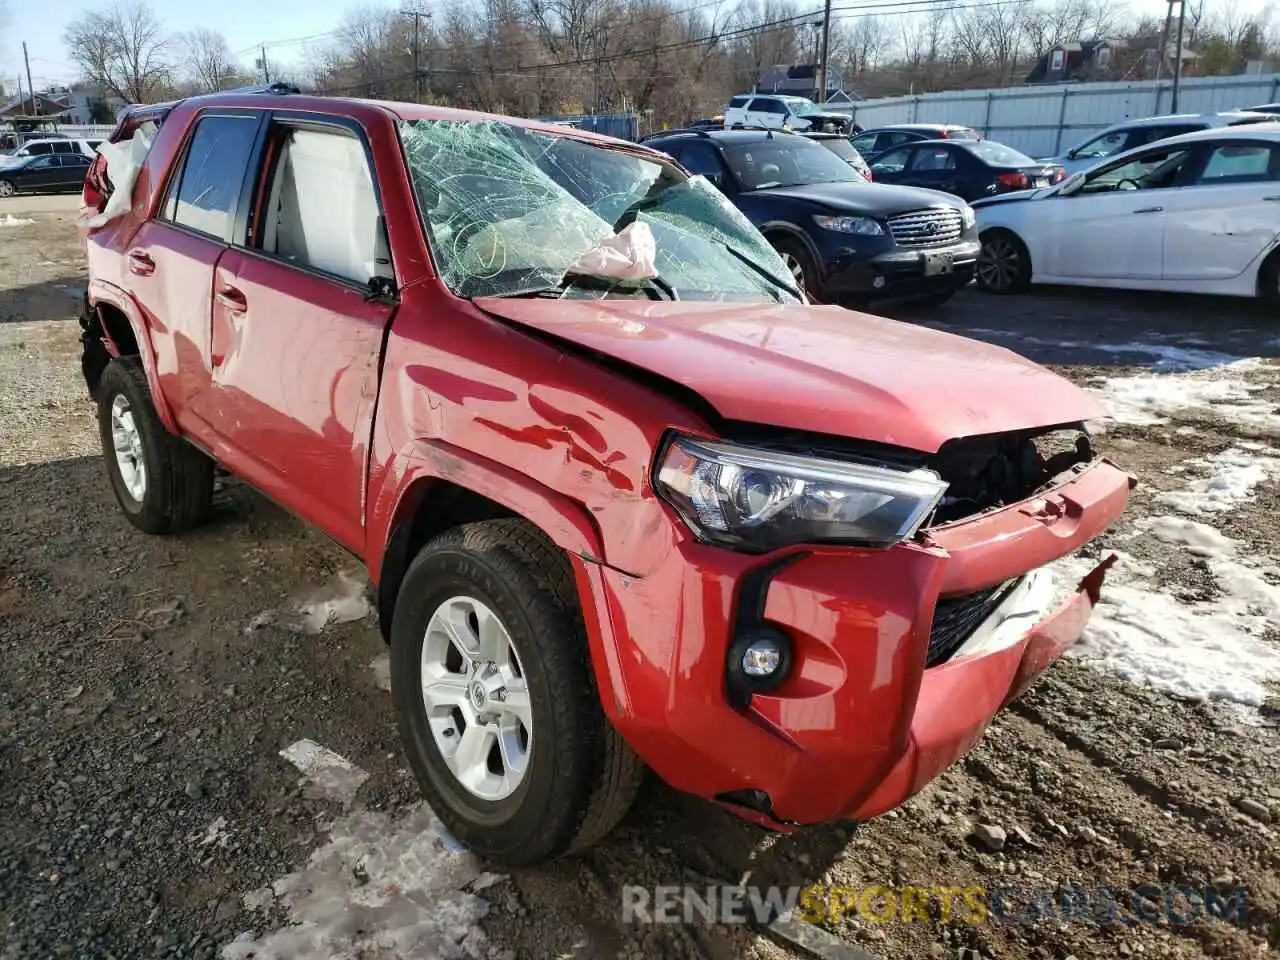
[0,0,359,94]
[0,0,1270,97]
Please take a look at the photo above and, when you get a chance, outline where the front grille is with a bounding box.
[926,581,1019,667]
[888,208,964,247]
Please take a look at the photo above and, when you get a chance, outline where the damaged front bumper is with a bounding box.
[575,458,1134,827]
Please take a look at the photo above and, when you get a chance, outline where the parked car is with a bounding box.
[870,139,1065,202]
[0,137,101,167]
[642,128,977,304]
[690,116,724,130]
[1039,111,1273,175]
[0,153,92,197]
[723,93,852,133]
[851,124,981,162]
[800,130,873,180]
[974,124,1280,300]
[81,90,1132,866]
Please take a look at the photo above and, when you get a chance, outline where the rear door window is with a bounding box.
[52,141,76,154]
[728,96,750,110]
[164,114,260,242]
[1194,142,1280,184]
[258,125,389,285]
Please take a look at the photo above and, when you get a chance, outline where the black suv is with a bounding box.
[642,128,978,305]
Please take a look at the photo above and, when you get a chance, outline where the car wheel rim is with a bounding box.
[0,182,12,197]
[421,595,531,802]
[109,394,147,501]
[978,238,1018,290]
[781,252,806,288]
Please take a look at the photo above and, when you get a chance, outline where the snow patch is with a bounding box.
[280,739,370,807]
[1143,516,1239,557]
[1067,525,1280,706]
[222,804,492,960]
[370,653,392,692]
[1155,447,1280,515]
[247,571,373,635]
[1090,359,1277,431]
[1,214,34,227]
[294,571,373,634]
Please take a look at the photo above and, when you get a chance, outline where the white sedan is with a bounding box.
[973,124,1280,302]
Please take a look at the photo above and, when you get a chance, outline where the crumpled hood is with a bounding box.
[472,298,1103,453]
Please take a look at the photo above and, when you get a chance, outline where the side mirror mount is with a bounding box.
[1066,147,1079,160]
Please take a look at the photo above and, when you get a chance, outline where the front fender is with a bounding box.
[88,278,177,433]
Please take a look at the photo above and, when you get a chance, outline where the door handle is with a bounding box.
[126,249,155,276]
[215,286,247,313]
[1132,206,1164,214]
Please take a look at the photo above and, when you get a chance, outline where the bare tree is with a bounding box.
[179,27,238,92]
[64,1,170,103]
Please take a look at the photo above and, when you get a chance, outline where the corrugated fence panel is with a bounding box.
[535,113,640,141]
[849,74,1280,156]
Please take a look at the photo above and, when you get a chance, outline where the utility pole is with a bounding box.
[16,75,24,116]
[1171,0,1186,112]
[817,0,833,104]
[402,10,431,102]
[1155,1,1172,81]
[23,42,38,116]
[260,44,271,83]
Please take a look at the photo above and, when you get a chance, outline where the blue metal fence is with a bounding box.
[534,112,640,141]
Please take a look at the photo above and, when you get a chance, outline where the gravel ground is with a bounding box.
[0,194,1277,960]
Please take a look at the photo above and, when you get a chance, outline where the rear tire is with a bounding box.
[976,229,1032,294]
[96,357,214,534]
[390,519,644,866]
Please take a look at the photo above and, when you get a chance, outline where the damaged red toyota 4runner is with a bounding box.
[79,90,1133,866]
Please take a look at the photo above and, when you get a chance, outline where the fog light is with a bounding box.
[872,275,886,289]
[742,637,782,677]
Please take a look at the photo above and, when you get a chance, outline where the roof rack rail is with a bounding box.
[640,127,715,141]
[218,81,301,96]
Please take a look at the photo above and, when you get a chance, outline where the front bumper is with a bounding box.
[575,458,1133,826]
[824,238,981,299]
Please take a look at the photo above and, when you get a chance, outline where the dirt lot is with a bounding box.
[1,194,1277,960]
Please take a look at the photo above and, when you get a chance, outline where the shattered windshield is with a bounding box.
[397,119,800,303]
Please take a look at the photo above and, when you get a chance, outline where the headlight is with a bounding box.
[655,436,947,552]
[961,204,976,229]
[813,214,884,236]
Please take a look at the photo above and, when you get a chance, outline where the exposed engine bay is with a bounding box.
[926,427,1095,524]
[722,422,1097,528]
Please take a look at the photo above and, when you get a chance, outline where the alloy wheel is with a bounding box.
[0,181,14,198]
[780,251,807,290]
[109,394,147,501]
[977,236,1020,292]
[420,595,532,801]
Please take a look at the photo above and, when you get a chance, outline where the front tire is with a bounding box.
[770,237,822,302]
[96,357,214,534]
[976,230,1032,294]
[0,180,15,198]
[390,519,643,866]
[1259,250,1280,307]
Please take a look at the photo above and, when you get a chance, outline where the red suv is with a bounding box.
[79,90,1133,866]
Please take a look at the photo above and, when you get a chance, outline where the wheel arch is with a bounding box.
[372,440,606,644]
[85,281,176,431]
[760,221,821,266]
[1254,242,1280,299]
[978,224,1035,287]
